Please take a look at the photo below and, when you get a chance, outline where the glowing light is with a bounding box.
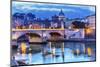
[85,28,93,34]
[74,29,79,32]
[21,42,27,54]
[17,49,20,55]
[52,47,56,56]
[29,53,32,64]
[87,47,92,56]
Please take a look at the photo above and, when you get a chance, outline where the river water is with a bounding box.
[14,41,96,65]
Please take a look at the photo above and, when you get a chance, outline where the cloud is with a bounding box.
[12,1,75,12]
[12,1,67,7]
[18,6,74,12]
[66,4,95,12]
[88,7,95,12]
[12,1,95,13]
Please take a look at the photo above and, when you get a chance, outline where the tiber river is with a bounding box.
[14,41,96,65]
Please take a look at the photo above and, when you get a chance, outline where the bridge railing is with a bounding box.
[12,28,65,31]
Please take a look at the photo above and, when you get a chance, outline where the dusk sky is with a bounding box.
[12,1,96,19]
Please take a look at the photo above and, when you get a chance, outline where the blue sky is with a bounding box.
[12,1,95,19]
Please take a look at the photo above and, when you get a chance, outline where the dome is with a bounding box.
[59,9,65,16]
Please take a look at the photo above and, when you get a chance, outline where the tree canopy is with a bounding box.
[72,21,85,28]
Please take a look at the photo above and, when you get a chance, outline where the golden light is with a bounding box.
[87,47,92,56]
[21,42,27,54]
[85,28,93,34]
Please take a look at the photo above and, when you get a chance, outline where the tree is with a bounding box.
[72,21,85,28]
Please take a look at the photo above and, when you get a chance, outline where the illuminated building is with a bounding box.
[32,24,41,29]
[85,15,96,38]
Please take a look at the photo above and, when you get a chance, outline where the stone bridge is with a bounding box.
[12,29,65,41]
[12,29,85,43]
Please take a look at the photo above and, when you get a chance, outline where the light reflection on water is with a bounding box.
[15,42,96,65]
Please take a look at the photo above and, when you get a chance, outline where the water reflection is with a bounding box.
[14,41,96,65]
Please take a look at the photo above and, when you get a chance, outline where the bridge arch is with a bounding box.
[49,32,62,36]
[17,34,29,42]
[12,31,42,39]
[17,32,43,43]
[49,31,64,40]
[26,33,41,38]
